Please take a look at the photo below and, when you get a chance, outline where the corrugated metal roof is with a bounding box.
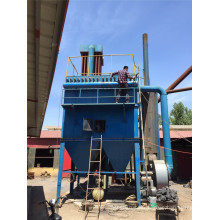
[44,126,62,130]
[27,0,69,137]
[40,130,61,138]
[159,125,192,130]
[159,130,192,139]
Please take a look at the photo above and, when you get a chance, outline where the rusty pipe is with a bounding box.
[158,66,192,102]
[166,87,192,94]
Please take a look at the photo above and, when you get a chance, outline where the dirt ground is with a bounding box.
[27,177,192,220]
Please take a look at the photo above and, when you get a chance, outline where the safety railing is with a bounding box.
[62,87,137,105]
[65,74,138,84]
[65,54,136,77]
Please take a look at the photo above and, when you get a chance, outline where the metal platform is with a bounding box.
[62,87,137,105]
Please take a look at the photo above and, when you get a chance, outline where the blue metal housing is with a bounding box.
[56,74,142,205]
[61,75,139,173]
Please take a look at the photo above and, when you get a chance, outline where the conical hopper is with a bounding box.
[103,141,134,172]
[65,141,99,171]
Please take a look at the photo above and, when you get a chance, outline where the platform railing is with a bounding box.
[62,87,136,105]
[65,74,138,83]
[65,54,136,77]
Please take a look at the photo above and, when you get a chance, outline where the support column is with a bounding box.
[56,142,65,201]
[134,105,141,206]
[135,143,141,206]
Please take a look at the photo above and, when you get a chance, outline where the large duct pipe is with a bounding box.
[88,45,95,75]
[166,66,192,91]
[140,86,173,176]
[143,34,150,85]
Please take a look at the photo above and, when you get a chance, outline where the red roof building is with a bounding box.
[28,125,192,180]
[159,125,192,180]
[27,130,70,177]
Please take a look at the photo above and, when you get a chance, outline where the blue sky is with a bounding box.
[43,0,192,128]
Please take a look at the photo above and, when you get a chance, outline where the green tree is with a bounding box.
[169,102,192,125]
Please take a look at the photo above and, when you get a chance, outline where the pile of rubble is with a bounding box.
[156,186,178,203]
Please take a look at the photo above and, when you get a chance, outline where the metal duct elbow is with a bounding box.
[140,86,167,95]
[139,86,173,176]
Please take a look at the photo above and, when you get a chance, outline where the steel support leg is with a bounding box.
[135,143,141,207]
[56,142,65,201]
[133,104,141,206]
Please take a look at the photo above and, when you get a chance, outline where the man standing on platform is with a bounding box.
[112,66,136,103]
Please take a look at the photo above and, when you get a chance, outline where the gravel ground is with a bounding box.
[28,177,192,220]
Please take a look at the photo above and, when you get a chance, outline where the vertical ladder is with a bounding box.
[85,135,103,219]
